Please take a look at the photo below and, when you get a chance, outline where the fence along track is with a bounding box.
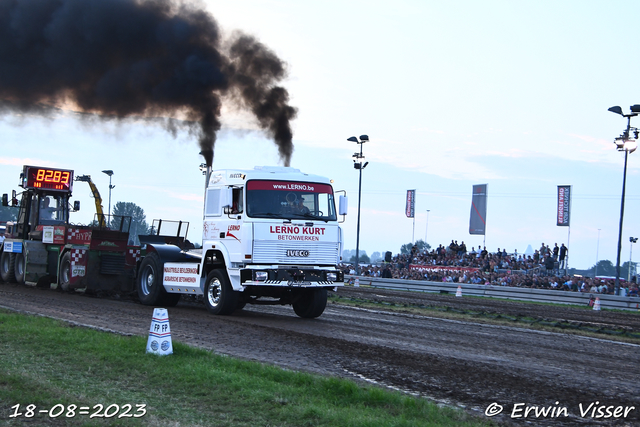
[346,276,640,311]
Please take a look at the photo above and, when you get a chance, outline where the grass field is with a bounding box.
[0,309,495,427]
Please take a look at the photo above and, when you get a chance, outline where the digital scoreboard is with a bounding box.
[22,166,74,192]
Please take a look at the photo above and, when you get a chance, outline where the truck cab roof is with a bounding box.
[209,166,333,187]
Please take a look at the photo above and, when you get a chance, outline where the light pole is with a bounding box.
[348,135,369,275]
[101,170,114,225]
[425,210,430,248]
[629,237,638,282]
[608,105,639,295]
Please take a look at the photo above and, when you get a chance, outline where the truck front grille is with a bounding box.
[252,240,339,265]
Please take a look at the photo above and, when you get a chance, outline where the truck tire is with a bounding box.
[136,253,181,306]
[58,252,72,292]
[14,253,25,284]
[293,288,327,318]
[0,251,16,283]
[204,270,238,315]
[137,253,166,306]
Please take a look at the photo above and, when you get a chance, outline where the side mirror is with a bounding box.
[1,194,7,207]
[338,195,348,216]
[11,190,18,206]
[73,201,80,211]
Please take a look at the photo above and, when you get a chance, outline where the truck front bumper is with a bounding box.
[240,267,344,287]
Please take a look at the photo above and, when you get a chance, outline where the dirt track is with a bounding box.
[0,282,638,426]
[337,286,640,334]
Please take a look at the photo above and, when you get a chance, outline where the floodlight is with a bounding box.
[624,139,638,153]
[608,106,624,115]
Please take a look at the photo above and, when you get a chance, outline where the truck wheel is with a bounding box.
[14,253,25,284]
[204,270,238,315]
[293,288,327,318]
[58,252,72,292]
[137,253,166,306]
[0,251,16,283]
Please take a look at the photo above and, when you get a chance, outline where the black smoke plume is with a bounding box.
[0,0,297,166]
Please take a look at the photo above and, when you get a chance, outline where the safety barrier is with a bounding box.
[345,276,640,311]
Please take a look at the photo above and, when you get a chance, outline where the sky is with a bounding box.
[2,0,640,270]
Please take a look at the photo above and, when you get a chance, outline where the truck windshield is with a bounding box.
[246,180,337,221]
[37,194,68,225]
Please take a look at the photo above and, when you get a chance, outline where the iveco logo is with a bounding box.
[286,250,309,257]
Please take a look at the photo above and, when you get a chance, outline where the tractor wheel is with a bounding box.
[292,288,327,318]
[0,251,16,283]
[14,252,25,284]
[204,270,238,315]
[58,252,72,292]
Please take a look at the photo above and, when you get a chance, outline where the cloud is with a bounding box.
[0,157,54,166]
[409,126,446,134]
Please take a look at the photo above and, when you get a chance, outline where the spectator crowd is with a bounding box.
[342,240,639,297]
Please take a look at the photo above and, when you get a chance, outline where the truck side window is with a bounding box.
[205,189,221,217]
[231,188,243,214]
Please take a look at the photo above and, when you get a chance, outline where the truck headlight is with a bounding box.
[255,271,268,282]
[326,272,337,282]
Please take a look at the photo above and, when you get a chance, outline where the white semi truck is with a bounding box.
[137,166,347,318]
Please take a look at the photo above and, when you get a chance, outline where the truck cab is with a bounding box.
[1,166,75,284]
[137,166,346,318]
[204,166,344,288]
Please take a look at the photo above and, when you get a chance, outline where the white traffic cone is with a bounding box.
[146,308,173,356]
[354,277,360,287]
[593,297,601,311]
[456,285,462,297]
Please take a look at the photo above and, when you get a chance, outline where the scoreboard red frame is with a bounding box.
[22,165,74,193]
